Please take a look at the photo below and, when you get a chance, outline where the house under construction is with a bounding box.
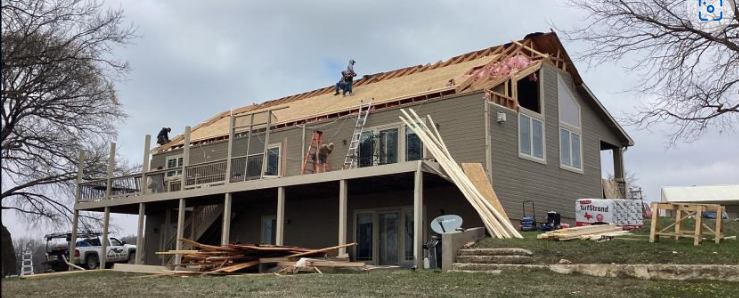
[71,32,633,269]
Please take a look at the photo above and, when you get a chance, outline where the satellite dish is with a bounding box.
[430,214,463,234]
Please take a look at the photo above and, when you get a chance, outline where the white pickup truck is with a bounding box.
[44,232,136,271]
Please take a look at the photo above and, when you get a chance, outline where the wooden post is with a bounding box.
[276,186,285,246]
[649,202,659,243]
[182,126,191,187]
[715,206,724,244]
[301,125,307,165]
[413,162,424,269]
[613,148,626,198]
[68,210,80,271]
[190,206,197,241]
[221,193,232,245]
[338,180,348,257]
[69,150,85,270]
[484,101,492,179]
[674,209,682,240]
[105,143,116,200]
[101,207,110,266]
[225,111,235,183]
[141,135,151,195]
[135,203,146,264]
[175,198,186,265]
[694,207,703,246]
[260,111,272,179]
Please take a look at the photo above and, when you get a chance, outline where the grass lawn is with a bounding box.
[475,218,739,264]
[3,269,739,298]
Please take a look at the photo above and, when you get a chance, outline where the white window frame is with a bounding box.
[264,143,282,178]
[559,126,584,173]
[164,154,183,180]
[518,109,547,164]
[557,73,584,174]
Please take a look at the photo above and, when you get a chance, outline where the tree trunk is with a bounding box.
[1,224,18,276]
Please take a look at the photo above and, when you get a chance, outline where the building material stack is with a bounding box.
[536,224,628,241]
[155,239,359,276]
[399,108,522,239]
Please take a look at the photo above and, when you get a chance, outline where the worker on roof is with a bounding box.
[157,127,171,145]
[334,71,347,96]
[315,142,334,173]
[342,59,357,96]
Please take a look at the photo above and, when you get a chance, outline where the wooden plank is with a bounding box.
[179,238,240,252]
[284,243,357,259]
[694,208,703,246]
[461,163,510,220]
[112,264,169,274]
[716,206,724,244]
[211,261,260,274]
[20,269,111,279]
[156,250,200,255]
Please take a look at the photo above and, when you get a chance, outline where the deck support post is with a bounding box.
[221,193,232,245]
[101,206,110,267]
[276,186,285,246]
[338,179,348,257]
[136,203,146,264]
[69,150,85,270]
[69,210,80,270]
[162,208,171,265]
[175,198,186,266]
[613,147,626,197]
[413,162,424,269]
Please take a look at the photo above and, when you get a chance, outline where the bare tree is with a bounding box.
[1,0,135,272]
[560,0,739,144]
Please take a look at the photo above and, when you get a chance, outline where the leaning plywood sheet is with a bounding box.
[461,163,510,220]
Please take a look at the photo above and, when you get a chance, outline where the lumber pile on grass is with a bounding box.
[154,238,359,276]
[399,108,522,239]
[537,224,630,241]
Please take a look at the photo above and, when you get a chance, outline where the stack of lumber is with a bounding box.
[399,108,522,239]
[155,238,358,276]
[537,224,629,241]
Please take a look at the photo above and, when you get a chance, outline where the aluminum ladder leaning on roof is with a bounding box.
[343,99,373,169]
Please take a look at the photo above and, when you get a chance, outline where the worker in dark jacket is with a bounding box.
[343,59,356,96]
[157,127,172,145]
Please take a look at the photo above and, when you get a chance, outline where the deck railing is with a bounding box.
[184,160,227,188]
[110,174,143,198]
[79,179,108,202]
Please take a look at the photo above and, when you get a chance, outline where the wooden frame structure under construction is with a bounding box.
[649,202,725,246]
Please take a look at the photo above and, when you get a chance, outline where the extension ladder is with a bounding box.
[301,131,325,174]
[343,99,373,169]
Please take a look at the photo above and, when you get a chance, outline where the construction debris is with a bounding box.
[537,224,629,241]
[154,239,361,276]
[399,108,522,239]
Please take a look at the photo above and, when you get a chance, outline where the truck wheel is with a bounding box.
[128,252,136,263]
[86,255,100,270]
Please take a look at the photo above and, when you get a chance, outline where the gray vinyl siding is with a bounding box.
[488,64,627,222]
[150,93,487,177]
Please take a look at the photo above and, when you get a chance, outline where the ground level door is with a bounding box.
[354,207,419,266]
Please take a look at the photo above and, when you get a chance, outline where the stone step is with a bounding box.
[457,248,534,257]
[455,255,533,264]
[452,263,548,271]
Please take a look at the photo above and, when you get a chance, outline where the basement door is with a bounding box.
[354,207,419,266]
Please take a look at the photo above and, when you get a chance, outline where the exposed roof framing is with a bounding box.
[156,32,630,152]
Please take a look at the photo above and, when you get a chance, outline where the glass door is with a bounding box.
[378,211,400,265]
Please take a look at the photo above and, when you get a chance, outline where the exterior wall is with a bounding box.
[144,211,165,265]
[150,93,487,176]
[488,64,627,222]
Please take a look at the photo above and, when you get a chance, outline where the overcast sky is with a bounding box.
[4,0,738,239]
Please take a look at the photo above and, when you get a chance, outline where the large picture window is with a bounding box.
[558,74,583,172]
[378,128,398,165]
[265,145,280,176]
[405,126,423,162]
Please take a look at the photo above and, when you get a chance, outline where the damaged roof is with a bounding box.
[158,31,632,151]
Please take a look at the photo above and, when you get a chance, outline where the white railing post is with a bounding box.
[101,206,110,266]
[141,135,151,195]
[225,111,235,183]
[135,203,146,264]
[260,111,272,179]
[221,193,232,245]
[413,161,424,269]
[338,180,348,257]
[182,126,191,187]
[105,143,116,200]
[276,186,285,246]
